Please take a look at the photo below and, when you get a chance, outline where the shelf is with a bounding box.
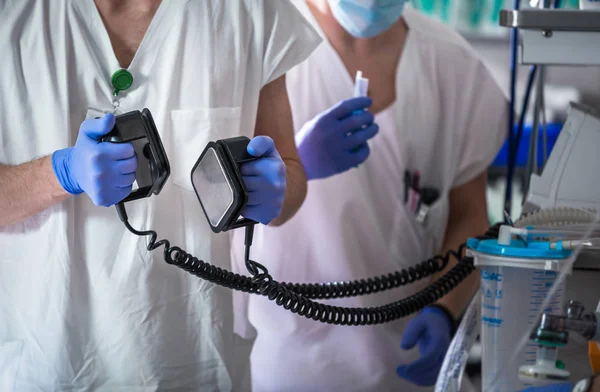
[500,9,600,31]
[499,9,600,66]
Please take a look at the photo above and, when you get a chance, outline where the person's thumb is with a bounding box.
[400,316,426,351]
[396,364,410,380]
[247,136,278,158]
[80,113,116,141]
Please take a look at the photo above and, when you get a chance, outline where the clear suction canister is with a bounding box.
[466,235,572,392]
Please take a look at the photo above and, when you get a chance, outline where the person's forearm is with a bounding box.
[270,157,307,226]
[0,156,70,226]
[433,172,489,320]
[254,74,308,226]
[434,234,480,319]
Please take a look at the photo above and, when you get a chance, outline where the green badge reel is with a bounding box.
[112,69,134,96]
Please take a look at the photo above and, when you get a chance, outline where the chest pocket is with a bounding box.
[390,193,449,262]
[169,107,242,192]
[422,195,449,254]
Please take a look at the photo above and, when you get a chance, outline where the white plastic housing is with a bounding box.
[522,102,600,214]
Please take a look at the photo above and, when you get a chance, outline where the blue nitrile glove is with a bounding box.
[296,97,378,180]
[519,383,574,392]
[240,136,286,225]
[52,113,137,207]
[396,306,453,386]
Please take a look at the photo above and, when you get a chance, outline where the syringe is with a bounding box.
[351,71,370,162]
[353,70,369,98]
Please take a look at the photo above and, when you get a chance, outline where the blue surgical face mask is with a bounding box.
[328,0,408,38]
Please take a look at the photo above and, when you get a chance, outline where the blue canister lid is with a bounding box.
[466,238,572,259]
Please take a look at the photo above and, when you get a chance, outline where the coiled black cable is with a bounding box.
[280,251,454,300]
[116,203,500,326]
[264,223,499,302]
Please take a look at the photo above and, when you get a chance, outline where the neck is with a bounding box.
[306,0,407,55]
[94,0,161,14]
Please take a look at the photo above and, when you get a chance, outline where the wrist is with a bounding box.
[424,304,458,337]
[51,148,82,195]
[298,155,317,181]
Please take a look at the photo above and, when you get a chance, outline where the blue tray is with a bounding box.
[492,123,563,168]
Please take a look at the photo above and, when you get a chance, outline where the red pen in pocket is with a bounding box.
[410,171,420,213]
[412,171,420,192]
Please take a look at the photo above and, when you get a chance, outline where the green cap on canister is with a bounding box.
[111,69,134,96]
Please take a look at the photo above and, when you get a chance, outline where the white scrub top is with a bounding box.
[232,3,508,391]
[0,1,320,391]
